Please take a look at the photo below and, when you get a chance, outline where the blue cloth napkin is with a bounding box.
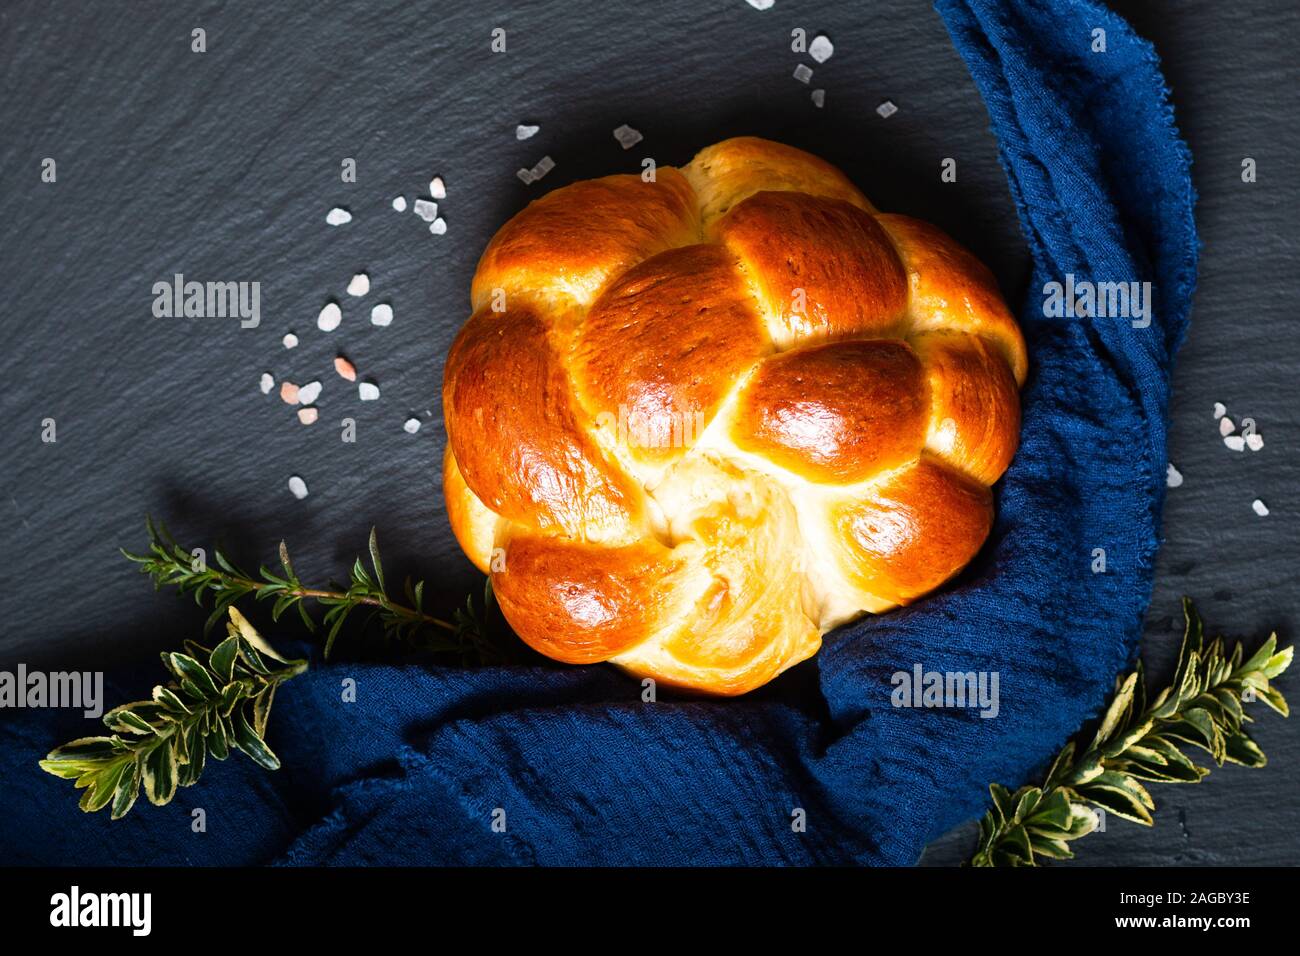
[1,0,1196,866]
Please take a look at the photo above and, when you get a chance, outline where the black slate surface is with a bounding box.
[0,0,1295,866]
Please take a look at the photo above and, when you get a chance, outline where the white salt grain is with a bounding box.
[318,301,342,332]
[359,382,380,401]
[259,372,274,394]
[877,100,898,119]
[809,35,834,63]
[745,0,774,9]
[1246,432,1264,451]
[516,124,540,140]
[1219,417,1235,436]
[283,333,299,349]
[298,381,322,405]
[403,417,421,434]
[370,303,393,327]
[1166,463,1183,488]
[613,125,643,149]
[347,273,370,297]
[1224,435,1246,451]
[297,407,318,425]
[793,64,813,84]
[522,157,555,183]
[811,89,825,108]
[326,207,351,226]
[430,176,446,200]
[392,196,407,212]
[413,198,439,222]
[288,475,309,499]
[1213,402,1226,419]
[430,217,447,235]
[1252,499,1269,517]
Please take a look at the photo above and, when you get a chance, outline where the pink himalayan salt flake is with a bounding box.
[335,355,357,381]
[297,407,319,425]
[280,381,300,405]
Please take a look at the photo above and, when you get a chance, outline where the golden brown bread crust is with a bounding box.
[471,169,699,313]
[877,213,1029,385]
[443,446,497,574]
[717,191,908,347]
[443,304,643,540]
[573,244,770,467]
[830,455,994,606]
[442,136,1027,694]
[730,339,928,484]
[491,534,692,664]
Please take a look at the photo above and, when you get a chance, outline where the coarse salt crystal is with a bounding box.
[793,64,813,84]
[430,176,446,200]
[516,124,540,140]
[347,273,370,296]
[318,301,342,332]
[288,475,309,499]
[414,198,439,222]
[359,381,380,401]
[1219,417,1235,436]
[370,303,393,327]
[392,196,407,212]
[430,217,447,235]
[613,125,643,149]
[326,207,351,226]
[877,100,898,118]
[516,168,536,184]
[334,355,357,381]
[809,35,834,63]
[283,333,299,349]
[811,89,825,108]
[1166,463,1183,488]
[1252,499,1269,516]
[1224,435,1246,451]
[297,407,318,425]
[280,381,300,405]
[745,0,774,9]
[1213,402,1226,419]
[260,372,274,394]
[1246,433,1264,451]
[534,155,555,175]
[403,417,421,434]
[298,381,322,405]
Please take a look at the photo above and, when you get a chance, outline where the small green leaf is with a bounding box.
[110,759,141,819]
[168,653,221,699]
[209,636,239,684]
[141,740,178,806]
[1223,732,1267,768]
[232,710,280,771]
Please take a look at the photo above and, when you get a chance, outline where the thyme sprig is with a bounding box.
[39,608,306,819]
[970,598,1292,866]
[122,518,493,660]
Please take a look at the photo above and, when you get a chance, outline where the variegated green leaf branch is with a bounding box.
[970,598,1292,866]
[38,608,307,819]
[122,517,497,661]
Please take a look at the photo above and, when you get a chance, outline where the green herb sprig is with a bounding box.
[39,608,306,819]
[970,599,1292,866]
[123,518,495,661]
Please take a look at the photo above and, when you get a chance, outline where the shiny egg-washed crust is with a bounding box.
[443,137,1027,695]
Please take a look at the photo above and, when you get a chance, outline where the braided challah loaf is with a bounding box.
[442,137,1026,695]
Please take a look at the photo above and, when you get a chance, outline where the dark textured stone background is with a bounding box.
[0,0,1295,865]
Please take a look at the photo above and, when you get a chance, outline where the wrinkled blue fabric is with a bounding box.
[1,0,1196,866]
